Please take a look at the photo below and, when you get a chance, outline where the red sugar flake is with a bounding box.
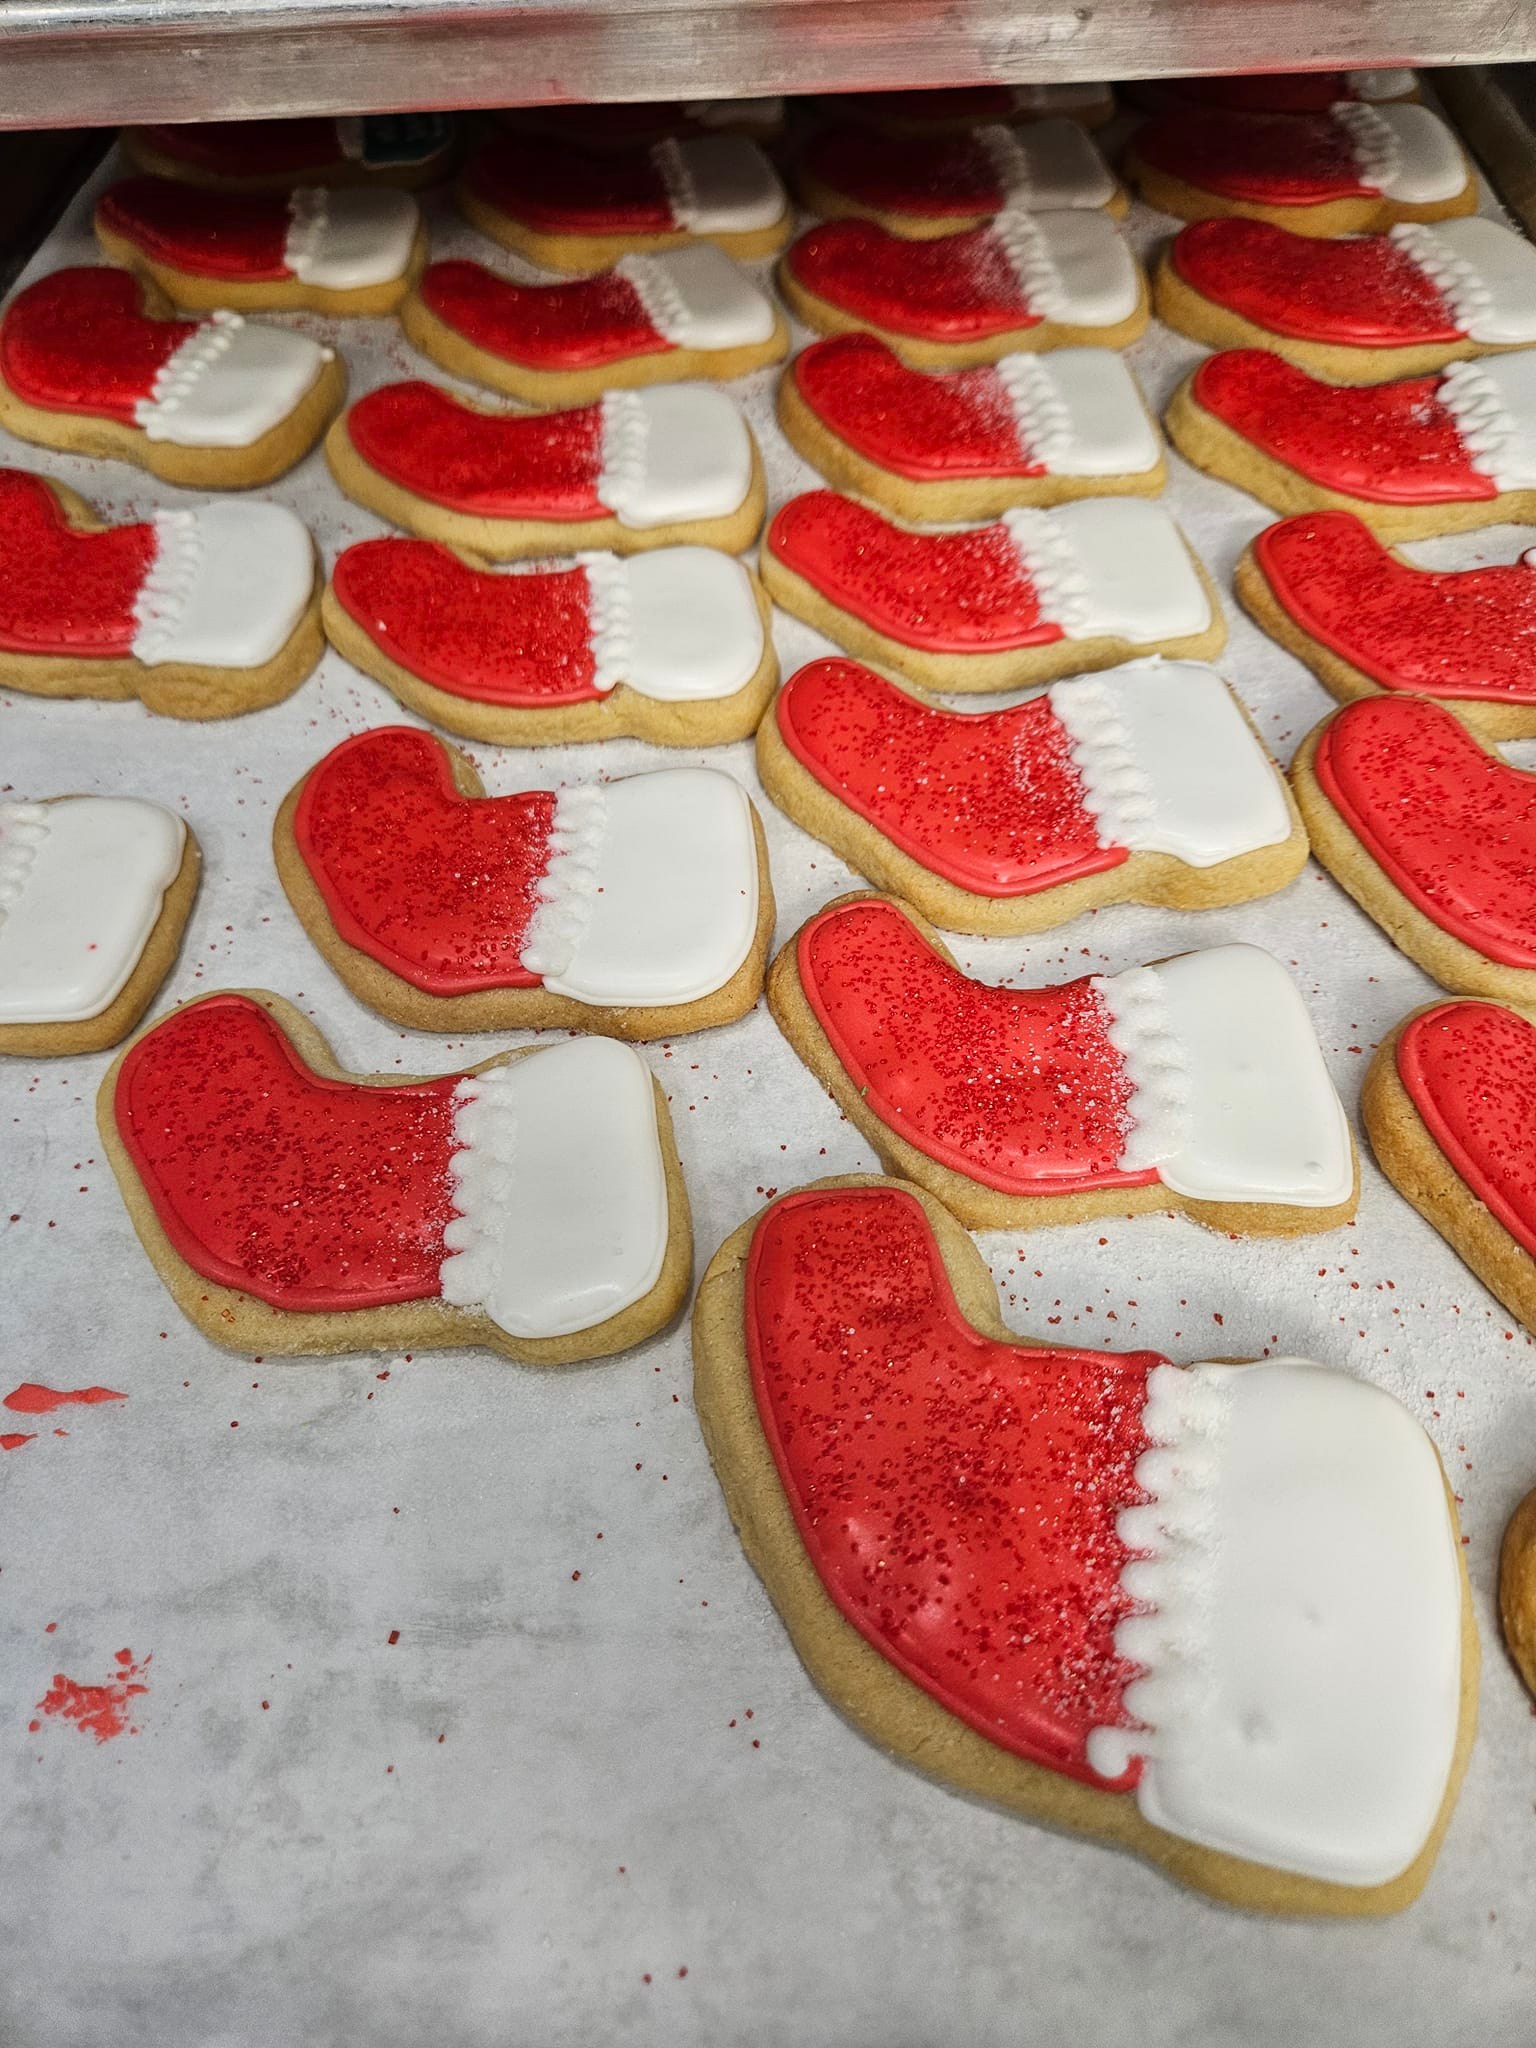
[35,1649,150,1742]
[387,1629,400,1645]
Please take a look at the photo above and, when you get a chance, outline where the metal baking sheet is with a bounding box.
[2,126,1534,2048]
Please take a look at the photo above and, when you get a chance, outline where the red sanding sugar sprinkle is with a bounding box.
[34,1649,150,1742]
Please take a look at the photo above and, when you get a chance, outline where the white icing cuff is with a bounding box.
[651,135,787,233]
[132,311,332,448]
[1048,660,1292,865]
[1438,349,1536,491]
[1008,82,1113,115]
[1086,1358,1462,1888]
[1093,943,1354,1206]
[131,501,314,668]
[1003,499,1211,642]
[682,96,785,129]
[520,768,759,1006]
[976,117,1118,209]
[440,1036,669,1340]
[1392,217,1536,344]
[581,548,764,698]
[616,244,777,350]
[997,349,1159,477]
[1335,100,1467,205]
[283,186,419,289]
[0,798,185,1024]
[596,385,755,529]
[1347,67,1416,100]
[990,206,1140,327]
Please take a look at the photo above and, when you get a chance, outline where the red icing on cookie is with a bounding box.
[804,129,1006,219]
[343,382,607,519]
[786,218,1037,342]
[464,135,676,233]
[1191,350,1496,504]
[796,897,1156,1193]
[767,491,1056,652]
[0,469,153,657]
[791,333,1035,479]
[776,657,1121,893]
[1254,512,1536,704]
[329,538,603,705]
[96,178,292,282]
[1171,219,1461,346]
[745,1181,1158,1778]
[113,992,460,1309]
[0,269,197,421]
[1136,109,1376,205]
[417,260,667,371]
[1397,1001,1536,1259]
[841,86,1029,127]
[134,119,348,176]
[292,726,554,994]
[1313,696,1536,967]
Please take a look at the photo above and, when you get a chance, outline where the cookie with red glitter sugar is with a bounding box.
[815,82,1115,136]
[796,120,1126,237]
[121,114,457,192]
[400,244,788,407]
[99,991,690,1363]
[1291,695,1536,1003]
[274,726,775,1037]
[693,1173,1471,1911]
[1235,511,1536,742]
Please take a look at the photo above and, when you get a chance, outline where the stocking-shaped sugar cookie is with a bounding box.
[797,121,1125,234]
[121,114,456,190]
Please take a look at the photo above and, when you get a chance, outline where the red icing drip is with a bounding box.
[1255,512,1536,703]
[1398,1001,1536,1259]
[0,469,153,657]
[1,1433,35,1452]
[797,898,1156,1194]
[292,726,552,994]
[1136,109,1376,204]
[1314,696,1536,967]
[35,1651,150,1742]
[418,260,667,371]
[776,657,1122,894]
[135,119,347,175]
[745,1183,1158,1778]
[1172,218,1461,346]
[330,538,602,705]
[96,177,292,282]
[1170,73,1386,113]
[793,333,1034,479]
[3,1383,126,1414]
[786,218,1036,342]
[114,993,462,1308]
[344,382,607,520]
[465,135,674,233]
[768,491,1056,652]
[1191,349,1496,505]
[0,269,198,422]
[804,129,1005,219]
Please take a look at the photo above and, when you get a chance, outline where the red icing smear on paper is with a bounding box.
[1254,512,1536,703]
[113,992,461,1310]
[797,898,1155,1194]
[135,119,348,175]
[786,218,1036,342]
[745,1183,1158,1779]
[464,134,676,233]
[1168,73,1394,113]
[1314,696,1536,967]
[0,469,153,657]
[4,1383,126,1413]
[1191,350,1496,505]
[0,269,199,421]
[768,491,1057,652]
[1172,219,1462,346]
[804,129,1006,219]
[418,260,668,371]
[1398,1001,1536,1259]
[96,177,292,282]
[1,1433,35,1451]
[793,333,1035,479]
[330,538,603,704]
[776,657,1122,894]
[344,382,608,520]
[1135,109,1377,205]
[35,1649,150,1742]
[292,726,551,994]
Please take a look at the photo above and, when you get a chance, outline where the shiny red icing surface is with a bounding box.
[797,898,1155,1194]
[96,178,292,282]
[786,219,1035,341]
[1192,350,1495,504]
[134,119,347,175]
[0,469,152,657]
[776,658,1121,893]
[464,135,674,233]
[1398,1001,1536,1259]
[1314,696,1536,967]
[344,382,606,519]
[768,491,1056,652]
[330,539,602,705]
[1136,109,1376,204]
[793,334,1034,479]
[744,1183,1158,1778]
[292,726,553,994]
[1254,512,1536,703]
[1171,218,1460,345]
[113,992,460,1310]
[418,260,667,370]
[804,129,1004,219]
[0,269,198,421]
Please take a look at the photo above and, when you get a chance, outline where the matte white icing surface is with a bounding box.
[581,548,764,698]
[283,186,419,289]
[998,348,1160,475]
[1348,68,1416,100]
[991,206,1142,326]
[653,136,788,234]
[440,1037,669,1339]
[1337,101,1468,205]
[1394,216,1536,343]
[976,119,1119,210]
[1007,83,1114,116]
[131,500,313,667]
[617,244,777,350]
[132,312,332,447]
[0,797,185,1023]
[1439,348,1536,490]
[1086,1357,1462,1887]
[596,385,755,528]
[1005,499,1211,641]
